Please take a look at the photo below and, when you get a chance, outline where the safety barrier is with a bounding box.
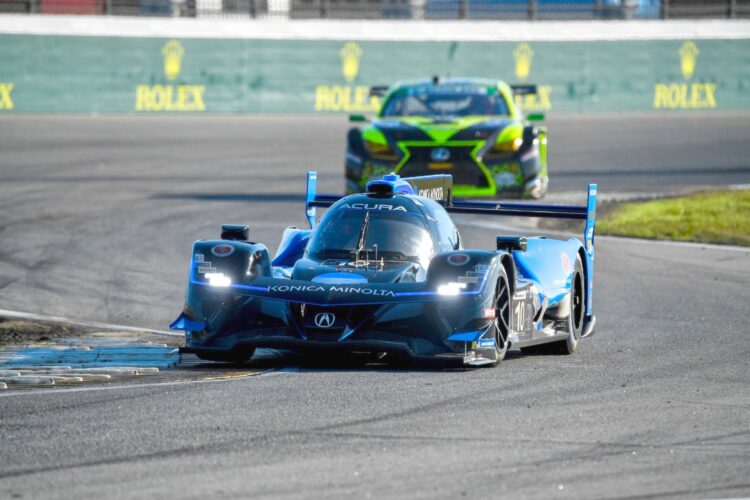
[0,17,748,113]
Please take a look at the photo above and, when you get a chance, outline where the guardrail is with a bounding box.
[1,0,748,19]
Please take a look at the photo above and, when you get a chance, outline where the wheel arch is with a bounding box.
[577,245,592,317]
[499,252,516,294]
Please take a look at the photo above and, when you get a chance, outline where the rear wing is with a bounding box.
[369,85,389,97]
[305,172,453,227]
[305,172,339,228]
[305,171,597,254]
[446,186,597,255]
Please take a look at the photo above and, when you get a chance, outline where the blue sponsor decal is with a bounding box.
[447,330,485,343]
[312,273,369,285]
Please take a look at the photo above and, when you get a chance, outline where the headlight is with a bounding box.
[491,136,523,153]
[437,282,467,296]
[205,272,231,287]
[364,139,398,161]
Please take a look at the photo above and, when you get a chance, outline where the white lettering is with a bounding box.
[418,187,444,200]
[269,285,325,293]
[340,203,408,211]
[267,284,397,298]
[330,286,395,297]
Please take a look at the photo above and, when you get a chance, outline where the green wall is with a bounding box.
[0,34,748,113]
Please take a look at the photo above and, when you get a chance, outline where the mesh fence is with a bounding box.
[1,0,748,19]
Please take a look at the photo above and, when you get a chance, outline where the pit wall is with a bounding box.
[0,16,748,113]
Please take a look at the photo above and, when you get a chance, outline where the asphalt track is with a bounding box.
[1,112,749,499]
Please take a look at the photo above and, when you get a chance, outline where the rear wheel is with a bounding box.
[557,255,586,354]
[492,267,512,364]
[522,255,584,355]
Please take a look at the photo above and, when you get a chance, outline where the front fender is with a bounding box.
[512,237,581,307]
[191,240,273,287]
[425,250,503,334]
[426,250,501,288]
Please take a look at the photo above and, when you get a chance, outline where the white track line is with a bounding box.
[0,309,180,336]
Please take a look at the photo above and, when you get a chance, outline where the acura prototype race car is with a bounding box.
[346,77,549,199]
[171,172,597,367]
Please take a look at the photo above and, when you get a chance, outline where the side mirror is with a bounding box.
[497,235,527,252]
[221,224,249,241]
[349,114,368,123]
[527,113,545,122]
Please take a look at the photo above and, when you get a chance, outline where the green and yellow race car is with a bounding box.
[345,77,548,198]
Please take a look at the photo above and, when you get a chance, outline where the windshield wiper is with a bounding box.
[352,210,371,265]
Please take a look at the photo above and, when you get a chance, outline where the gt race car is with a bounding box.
[171,172,597,367]
[346,77,549,199]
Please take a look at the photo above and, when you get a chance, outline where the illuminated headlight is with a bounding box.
[437,282,467,296]
[491,137,523,153]
[205,272,231,287]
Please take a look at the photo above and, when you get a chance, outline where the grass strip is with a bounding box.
[597,189,750,246]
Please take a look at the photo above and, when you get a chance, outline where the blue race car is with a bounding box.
[171,172,597,367]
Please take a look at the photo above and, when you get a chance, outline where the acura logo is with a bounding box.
[314,312,336,328]
[431,147,451,162]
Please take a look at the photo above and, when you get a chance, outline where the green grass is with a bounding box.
[597,190,750,246]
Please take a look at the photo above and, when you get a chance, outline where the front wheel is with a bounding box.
[492,266,512,365]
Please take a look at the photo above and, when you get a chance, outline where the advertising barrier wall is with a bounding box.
[1,32,749,113]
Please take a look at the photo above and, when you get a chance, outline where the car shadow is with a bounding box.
[180,348,530,373]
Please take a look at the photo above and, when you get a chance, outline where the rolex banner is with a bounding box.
[0,35,748,113]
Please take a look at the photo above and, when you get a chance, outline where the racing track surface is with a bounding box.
[1,113,749,499]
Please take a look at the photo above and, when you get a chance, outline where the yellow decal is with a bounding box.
[135,84,206,112]
[653,41,716,109]
[341,41,363,83]
[679,41,699,80]
[0,83,13,110]
[653,83,716,109]
[162,39,185,81]
[513,43,533,82]
[428,162,453,170]
[316,42,380,112]
[315,85,379,112]
[511,44,552,111]
[136,40,205,112]
[514,85,552,112]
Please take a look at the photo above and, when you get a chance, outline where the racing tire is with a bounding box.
[560,255,586,354]
[196,346,256,365]
[492,265,512,365]
[522,255,585,355]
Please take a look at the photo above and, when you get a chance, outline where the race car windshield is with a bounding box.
[307,208,434,266]
[381,87,509,118]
